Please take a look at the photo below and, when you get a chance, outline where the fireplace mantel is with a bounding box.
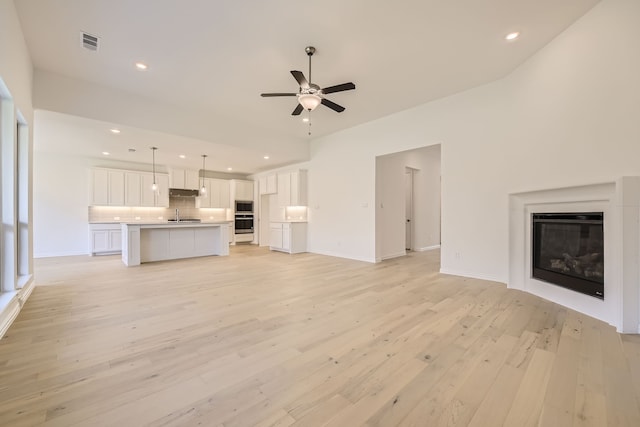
[508,178,640,333]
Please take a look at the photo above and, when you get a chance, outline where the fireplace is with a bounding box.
[531,212,604,299]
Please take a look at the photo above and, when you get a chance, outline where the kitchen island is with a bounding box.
[121,221,230,266]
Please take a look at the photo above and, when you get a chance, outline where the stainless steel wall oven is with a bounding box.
[234,213,254,234]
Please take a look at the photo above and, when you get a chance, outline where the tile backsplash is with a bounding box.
[89,197,230,223]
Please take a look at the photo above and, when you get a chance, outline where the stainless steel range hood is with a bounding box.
[169,188,199,197]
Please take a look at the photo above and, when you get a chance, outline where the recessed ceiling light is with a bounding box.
[302,117,309,122]
[110,128,120,134]
[135,62,148,70]
[263,155,270,160]
[102,151,110,156]
[505,32,520,41]
[227,167,233,171]
[179,154,186,159]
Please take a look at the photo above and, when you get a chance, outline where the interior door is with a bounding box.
[405,169,413,251]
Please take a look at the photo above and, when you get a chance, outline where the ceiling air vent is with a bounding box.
[81,32,99,51]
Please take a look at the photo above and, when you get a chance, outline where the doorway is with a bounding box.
[405,167,416,251]
[374,144,441,262]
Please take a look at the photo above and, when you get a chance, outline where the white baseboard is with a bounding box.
[0,276,35,339]
[439,267,505,284]
[0,293,20,339]
[414,245,441,252]
[34,250,88,258]
[309,249,375,264]
[380,251,407,261]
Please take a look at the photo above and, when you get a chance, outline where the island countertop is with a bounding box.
[120,221,231,228]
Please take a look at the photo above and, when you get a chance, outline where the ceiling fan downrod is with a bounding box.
[305,46,315,85]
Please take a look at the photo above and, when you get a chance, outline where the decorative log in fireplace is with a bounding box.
[532,212,604,299]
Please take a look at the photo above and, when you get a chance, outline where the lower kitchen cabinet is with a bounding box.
[269,222,307,254]
[89,223,122,255]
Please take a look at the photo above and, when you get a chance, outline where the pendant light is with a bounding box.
[151,147,158,191]
[200,154,208,196]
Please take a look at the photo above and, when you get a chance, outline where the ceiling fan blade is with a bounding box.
[321,98,346,113]
[261,93,297,97]
[321,82,356,94]
[290,70,309,89]
[291,103,304,116]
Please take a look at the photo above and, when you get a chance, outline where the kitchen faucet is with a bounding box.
[175,208,180,222]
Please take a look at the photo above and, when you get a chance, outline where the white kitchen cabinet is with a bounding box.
[109,171,125,206]
[125,172,142,206]
[277,170,307,207]
[128,171,170,207]
[211,179,231,208]
[259,174,277,195]
[141,172,170,207]
[170,168,200,190]
[90,169,109,205]
[197,178,230,208]
[140,173,156,207]
[90,168,125,206]
[91,168,169,207]
[269,222,307,254]
[197,178,212,208]
[89,223,122,255]
[232,179,254,201]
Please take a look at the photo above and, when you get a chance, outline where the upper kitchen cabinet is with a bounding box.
[125,172,142,206]
[198,179,231,209]
[90,168,169,207]
[259,174,277,195]
[90,168,124,206]
[211,179,231,208]
[277,170,307,207]
[170,168,199,190]
[141,173,170,207]
[232,179,254,201]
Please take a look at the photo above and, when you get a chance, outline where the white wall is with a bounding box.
[33,152,91,257]
[309,0,640,280]
[375,145,441,261]
[0,0,33,122]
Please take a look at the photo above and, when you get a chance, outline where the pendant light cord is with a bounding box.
[151,147,157,185]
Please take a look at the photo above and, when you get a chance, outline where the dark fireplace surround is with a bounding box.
[532,212,604,299]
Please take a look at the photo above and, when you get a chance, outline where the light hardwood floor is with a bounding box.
[1,245,639,426]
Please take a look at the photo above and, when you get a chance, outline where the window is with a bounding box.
[0,77,31,294]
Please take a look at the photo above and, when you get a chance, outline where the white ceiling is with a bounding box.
[15,0,600,173]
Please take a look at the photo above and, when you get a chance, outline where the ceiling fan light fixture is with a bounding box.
[298,94,322,111]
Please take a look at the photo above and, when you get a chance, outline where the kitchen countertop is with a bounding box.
[90,220,232,225]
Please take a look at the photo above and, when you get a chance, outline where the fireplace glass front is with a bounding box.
[532,212,604,299]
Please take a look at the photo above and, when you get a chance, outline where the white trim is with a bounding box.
[34,250,89,258]
[309,249,374,264]
[0,293,20,339]
[439,267,504,283]
[0,276,35,339]
[380,251,407,261]
[415,244,441,252]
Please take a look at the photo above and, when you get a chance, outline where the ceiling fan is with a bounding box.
[261,46,356,116]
